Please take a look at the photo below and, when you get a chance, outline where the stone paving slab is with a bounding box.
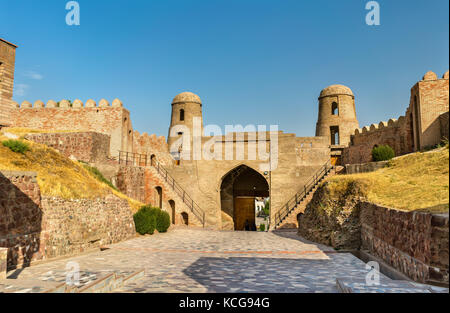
[1,268,137,293]
[2,229,437,293]
[0,278,61,293]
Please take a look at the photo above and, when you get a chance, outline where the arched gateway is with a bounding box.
[220,165,269,231]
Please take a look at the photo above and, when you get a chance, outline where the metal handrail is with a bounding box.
[273,160,334,228]
[118,151,206,227]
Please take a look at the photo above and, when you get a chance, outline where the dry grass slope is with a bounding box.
[0,133,143,211]
[328,148,449,212]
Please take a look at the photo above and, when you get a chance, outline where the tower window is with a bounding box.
[330,126,340,145]
[331,102,339,115]
[180,109,185,121]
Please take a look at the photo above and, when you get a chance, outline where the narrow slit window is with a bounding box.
[180,109,185,121]
[330,126,340,145]
[331,102,339,115]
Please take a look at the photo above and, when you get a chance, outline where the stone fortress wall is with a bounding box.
[0,170,135,270]
[342,71,449,164]
[25,132,111,163]
[0,39,17,126]
[1,37,449,231]
[10,99,133,158]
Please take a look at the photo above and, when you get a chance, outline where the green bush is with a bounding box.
[79,162,117,191]
[262,200,270,216]
[259,224,266,231]
[133,206,171,235]
[133,206,156,235]
[156,210,171,233]
[372,145,395,162]
[2,139,30,154]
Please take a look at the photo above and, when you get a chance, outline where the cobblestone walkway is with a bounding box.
[4,229,397,293]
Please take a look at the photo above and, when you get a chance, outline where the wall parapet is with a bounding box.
[353,115,407,138]
[16,98,124,109]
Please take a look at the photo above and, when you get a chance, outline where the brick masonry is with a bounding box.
[0,170,135,270]
[25,132,111,163]
[0,39,16,126]
[115,165,146,203]
[343,71,449,164]
[10,104,133,158]
[360,202,448,284]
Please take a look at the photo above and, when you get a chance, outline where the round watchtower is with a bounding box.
[167,91,203,154]
[315,84,359,147]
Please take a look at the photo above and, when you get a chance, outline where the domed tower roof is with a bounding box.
[172,92,202,106]
[319,84,354,99]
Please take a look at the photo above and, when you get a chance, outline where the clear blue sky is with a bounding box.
[1,0,449,137]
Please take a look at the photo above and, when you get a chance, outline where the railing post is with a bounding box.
[183,191,185,202]
[203,212,205,228]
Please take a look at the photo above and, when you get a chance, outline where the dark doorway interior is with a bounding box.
[220,165,269,231]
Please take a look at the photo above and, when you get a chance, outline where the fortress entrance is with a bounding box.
[220,165,269,231]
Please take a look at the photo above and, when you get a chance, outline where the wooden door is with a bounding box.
[331,156,341,166]
[234,197,255,231]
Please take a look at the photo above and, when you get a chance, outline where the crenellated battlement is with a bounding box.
[354,115,408,137]
[14,98,124,109]
[132,130,173,166]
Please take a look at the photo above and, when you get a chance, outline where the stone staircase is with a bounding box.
[273,161,337,230]
[117,151,206,227]
[145,165,205,227]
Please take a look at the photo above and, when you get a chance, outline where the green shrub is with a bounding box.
[2,139,30,154]
[80,162,117,191]
[156,210,171,233]
[132,205,172,235]
[262,200,270,216]
[372,145,395,162]
[133,206,156,235]
[259,224,266,231]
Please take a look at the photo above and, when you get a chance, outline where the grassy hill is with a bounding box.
[0,131,143,211]
[328,147,449,212]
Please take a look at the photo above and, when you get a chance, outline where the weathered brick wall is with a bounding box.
[412,71,449,150]
[115,165,146,203]
[342,114,413,164]
[113,163,203,227]
[360,202,449,284]
[430,214,449,282]
[439,112,449,140]
[0,170,135,270]
[132,130,173,166]
[0,39,17,126]
[0,171,42,269]
[10,102,132,157]
[39,195,135,261]
[144,166,203,227]
[25,132,110,163]
[343,71,449,164]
